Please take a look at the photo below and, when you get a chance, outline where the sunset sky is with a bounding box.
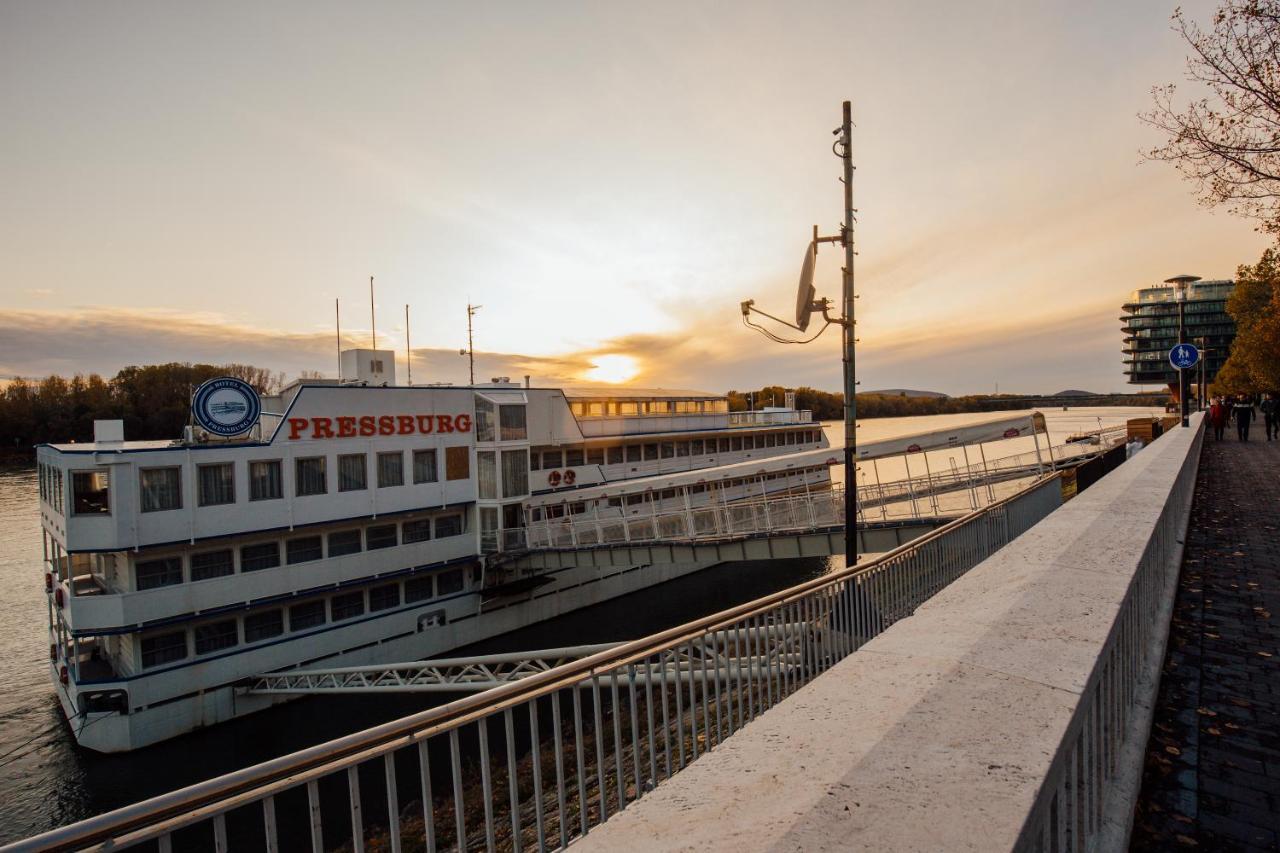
[1,1,1270,394]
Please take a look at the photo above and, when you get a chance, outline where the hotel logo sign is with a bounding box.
[193,377,262,437]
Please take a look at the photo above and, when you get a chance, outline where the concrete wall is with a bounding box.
[577,414,1204,852]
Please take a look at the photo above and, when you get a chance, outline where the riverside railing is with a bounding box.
[1016,419,1204,851]
[10,475,1063,853]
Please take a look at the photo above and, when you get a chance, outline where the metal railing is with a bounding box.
[1016,421,1203,851]
[11,475,1063,853]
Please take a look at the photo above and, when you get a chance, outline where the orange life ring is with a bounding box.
[54,587,65,608]
[563,470,576,485]
[547,471,562,487]
[59,665,68,685]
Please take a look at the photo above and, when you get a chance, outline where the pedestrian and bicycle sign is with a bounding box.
[1169,343,1200,370]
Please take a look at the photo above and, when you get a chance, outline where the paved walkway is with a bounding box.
[1131,435,1280,851]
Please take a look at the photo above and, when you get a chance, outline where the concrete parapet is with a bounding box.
[576,413,1204,852]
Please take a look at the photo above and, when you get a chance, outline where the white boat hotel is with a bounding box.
[36,350,832,752]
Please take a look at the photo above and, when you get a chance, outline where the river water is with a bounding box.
[0,407,1159,842]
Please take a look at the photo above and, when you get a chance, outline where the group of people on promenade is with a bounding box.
[1206,393,1279,441]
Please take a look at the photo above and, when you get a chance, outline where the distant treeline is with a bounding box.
[0,363,284,454]
[725,385,1170,421]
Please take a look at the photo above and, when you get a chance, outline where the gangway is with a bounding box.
[244,624,810,696]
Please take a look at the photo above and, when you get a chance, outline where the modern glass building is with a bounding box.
[1120,277,1235,388]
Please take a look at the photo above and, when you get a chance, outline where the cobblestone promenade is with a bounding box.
[1131,434,1280,851]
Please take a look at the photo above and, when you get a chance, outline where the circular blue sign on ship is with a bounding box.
[1169,343,1200,370]
[192,377,261,437]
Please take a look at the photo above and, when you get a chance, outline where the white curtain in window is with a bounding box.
[141,468,181,512]
[477,451,497,499]
[501,449,529,498]
[499,404,527,441]
[474,396,496,442]
[338,454,367,491]
[413,449,438,484]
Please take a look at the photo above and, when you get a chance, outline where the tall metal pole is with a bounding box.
[1179,298,1188,428]
[839,100,858,568]
[335,298,342,381]
[466,303,479,385]
[370,276,376,351]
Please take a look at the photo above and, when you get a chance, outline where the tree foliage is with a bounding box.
[1216,247,1280,391]
[0,363,282,452]
[1143,1,1280,233]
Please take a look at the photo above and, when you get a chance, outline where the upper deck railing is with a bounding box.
[577,409,812,437]
[8,474,1062,853]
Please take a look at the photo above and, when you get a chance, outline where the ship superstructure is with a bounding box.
[36,351,830,751]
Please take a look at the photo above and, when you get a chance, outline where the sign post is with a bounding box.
[1169,343,1200,428]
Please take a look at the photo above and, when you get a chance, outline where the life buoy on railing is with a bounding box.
[44,572,53,592]
[54,587,65,608]
[49,644,57,662]
[547,471,562,487]
[563,470,576,485]
[59,665,68,685]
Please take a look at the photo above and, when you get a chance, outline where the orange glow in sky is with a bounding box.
[583,354,640,384]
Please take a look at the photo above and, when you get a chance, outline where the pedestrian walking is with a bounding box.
[1209,396,1228,441]
[1262,393,1279,441]
[1233,395,1254,441]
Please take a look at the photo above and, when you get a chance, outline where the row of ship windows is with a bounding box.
[530,428,822,471]
[134,512,467,591]
[42,447,471,517]
[137,566,477,669]
[568,399,730,417]
[531,466,829,520]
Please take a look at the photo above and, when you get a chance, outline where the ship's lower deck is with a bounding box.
[54,552,724,752]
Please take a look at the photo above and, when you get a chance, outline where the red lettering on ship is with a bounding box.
[282,413,474,440]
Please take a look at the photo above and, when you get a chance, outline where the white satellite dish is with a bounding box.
[795,241,817,331]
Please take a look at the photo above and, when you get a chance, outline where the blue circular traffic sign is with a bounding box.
[1169,343,1200,370]
[192,377,261,436]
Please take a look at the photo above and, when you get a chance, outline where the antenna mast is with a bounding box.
[838,100,857,570]
[465,303,482,385]
[335,298,342,382]
[405,304,412,385]
[369,276,376,350]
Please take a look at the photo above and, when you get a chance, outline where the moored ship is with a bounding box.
[36,349,832,752]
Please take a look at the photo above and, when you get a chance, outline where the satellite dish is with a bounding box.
[795,241,817,331]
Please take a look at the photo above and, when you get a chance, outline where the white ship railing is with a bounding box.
[7,474,1062,853]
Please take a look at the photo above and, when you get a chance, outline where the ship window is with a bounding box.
[405,576,434,602]
[477,451,497,500]
[240,542,281,572]
[607,497,622,508]
[719,438,730,453]
[136,557,183,590]
[570,402,586,417]
[244,609,284,642]
[295,457,326,496]
[437,569,464,596]
[786,432,796,445]
[607,446,623,465]
[766,433,776,447]
[250,460,283,501]
[191,549,234,581]
[445,446,470,481]
[566,448,584,467]
[501,450,529,498]
[618,401,638,415]
[330,591,365,621]
[369,583,400,612]
[140,467,182,512]
[366,524,398,550]
[626,494,644,507]
[338,454,367,492]
[624,445,640,463]
[499,405,527,441]
[286,535,323,564]
[194,619,238,655]
[436,514,464,537]
[141,631,187,668]
[529,452,540,471]
[728,437,740,451]
[54,469,63,513]
[643,444,658,461]
[413,449,438,484]
[588,448,605,466]
[691,439,704,455]
[377,452,404,488]
[328,530,362,557]
[542,450,562,469]
[660,442,675,459]
[72,470,110,515]
[289,600,326,631]
[588,402,604,416]
[403,519,432,543]
[197,463,235,507]
[676,442,690,457]
[475,397,496,442]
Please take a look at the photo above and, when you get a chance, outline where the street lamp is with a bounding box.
[1165,274,1199,428]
